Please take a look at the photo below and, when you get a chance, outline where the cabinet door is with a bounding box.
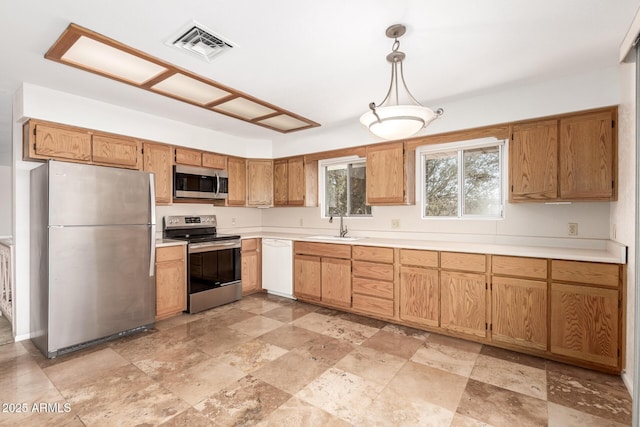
[321,257,351,308]
[399,266,439,327]
[294,254,321,301]
[288,157,306,206]
[492,277,547,350]
[440,271,486,338]
[241,247,260,294]
[247,159,274,206]
[559,111,614,200]
[510,120,558,201]
[174,147,202,166]
[34,123,91,161]
[202,152,226,169]
[227,157,247,206]
[550,283,619,367]
[143,142,172,204]
[92,135,141,169]
[156,257,186,321]
[366,142,405,204]
[273,159,288,206]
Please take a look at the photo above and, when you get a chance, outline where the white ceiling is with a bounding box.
[0,0,639,165]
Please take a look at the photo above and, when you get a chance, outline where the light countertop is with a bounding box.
[236,232,627,264]
[155,239,187,248]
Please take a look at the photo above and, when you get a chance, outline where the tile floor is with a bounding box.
[0,293,632,426]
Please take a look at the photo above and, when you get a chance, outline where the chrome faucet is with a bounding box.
[339,214,348,237]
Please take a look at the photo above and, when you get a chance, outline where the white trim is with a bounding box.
[418,137,502,154]
[620,5,640,63]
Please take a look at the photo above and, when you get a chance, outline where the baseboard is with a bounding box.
[14,332,31,342]
[621,370,633,396]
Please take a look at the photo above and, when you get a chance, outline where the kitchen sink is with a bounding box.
[306,235,364,241]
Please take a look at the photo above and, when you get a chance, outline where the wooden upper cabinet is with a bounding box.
[559,110,615,200]
[273,156,309,206]
[366,142,415,205]
[174,147,202,166]
[92,134,141,169]
[509,107,617,203]
[143,142,172,205]
[175,147,227,170]
[202,152,226,169]
[273,159,288,206]
[510,120,558,201]
[247,159,273,206]
[25,121,91,162]
[227,157,247,206]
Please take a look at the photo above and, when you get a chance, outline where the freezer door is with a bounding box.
[48,225,155,353]
[48,161,154,226]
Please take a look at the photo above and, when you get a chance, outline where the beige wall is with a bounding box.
[0,165,11,237]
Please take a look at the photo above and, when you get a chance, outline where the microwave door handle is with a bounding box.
[216,173,221,198]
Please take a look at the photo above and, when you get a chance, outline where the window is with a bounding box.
[320,157,371,217]
[420,139,505,219]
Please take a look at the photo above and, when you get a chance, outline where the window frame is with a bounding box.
[418,138,507,220]
[318,156,372,219]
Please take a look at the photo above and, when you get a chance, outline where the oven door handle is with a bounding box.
[189,241,241,253]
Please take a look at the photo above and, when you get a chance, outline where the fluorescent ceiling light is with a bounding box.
[213,97,276,119]
[61,36,167,84]
[45,23,320,133]
[151,73,230,105]
[258,114,311,132]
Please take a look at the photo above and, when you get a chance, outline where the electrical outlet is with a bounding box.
[391,219,400,229]
[299,218,304,226]
[568,222,578,236]
[231,218,236,226]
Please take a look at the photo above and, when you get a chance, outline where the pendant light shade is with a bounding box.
[361,24,443,140]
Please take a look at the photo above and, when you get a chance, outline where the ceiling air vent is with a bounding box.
[167,21,234,62]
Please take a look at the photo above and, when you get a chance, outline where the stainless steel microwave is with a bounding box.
[173,164,228,200]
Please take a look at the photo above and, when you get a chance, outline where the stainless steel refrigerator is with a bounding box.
[30,161,156,358]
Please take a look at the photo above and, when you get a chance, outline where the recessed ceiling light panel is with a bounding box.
[151,73,230,105]
[45,23,320,133]
[167,21,234,62]
[61,36,167,84]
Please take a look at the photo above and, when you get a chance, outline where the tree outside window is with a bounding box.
[422,142,503,219]
[324,161,371,217]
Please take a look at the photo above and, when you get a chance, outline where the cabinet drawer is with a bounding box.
[400,249,438,268]
[441,252,486,273]
[352,246,394,263]
[352,293,394,318]
[294,242,351,259]
[352,260,394,281]
[492,256,547,279]
[353,277,394,299]
[551,260,619,288]
[157,245,185,263]
[241,238,259,252]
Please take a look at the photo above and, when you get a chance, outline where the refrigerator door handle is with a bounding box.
[149,224,156,277]
[149,174,156,226]
[148,173,156,277]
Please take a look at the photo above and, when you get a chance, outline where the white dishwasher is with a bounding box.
[261,238,295,299]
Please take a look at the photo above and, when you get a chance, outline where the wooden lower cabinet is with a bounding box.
[321,257,351,308]
[492,277,547,350]
[550,283,619,368]
[155,245,187,321]
[294,254,321,301]
[241,238,261,294]
[399,266,439,327]
[440,271,487,338]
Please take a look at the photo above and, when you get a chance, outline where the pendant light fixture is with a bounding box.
[360,24,443,140]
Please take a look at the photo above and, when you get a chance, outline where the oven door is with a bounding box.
[187,240,241,295]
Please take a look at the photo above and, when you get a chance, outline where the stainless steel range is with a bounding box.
[163,215,242,313]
